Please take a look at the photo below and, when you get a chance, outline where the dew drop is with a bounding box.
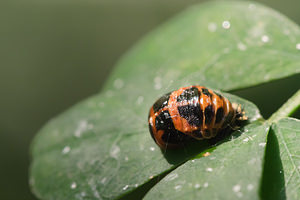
[203,182,209,188]
[70,182,77,189]
[150,147,155,151]
[233,184,241,192]
[114,79,124,89]
[149,175,154,179]
[81,192,86,197]
[93,190,100,199]
[101,177,107,184]
[74,120,89,138]
[223,48,230,53]
[154,76,161,83]
[296,43,300,50]
[237,42,247,51]
[264,74,270,80]
[174,185,182,191]
[154,84,162,90]
[261,35,269,43]
[154,76,162,90]
[206,167,213,172]
[122,185,129,190]
[135,184,139,187]
[110,145,120,158]
[165,173,178,181]
[208,22,217,32]
[88,180,100,198]
[62,146,71,154]
[136,96,144,105]
[222,21,231,29]
[248,3,256,10]
[194,183,201,189]
[247,184,254,191]
[125,156,129,161]
[191,159,195,163]
[237,192,243,198]
[243,138,249,142]
[259,142,266,147]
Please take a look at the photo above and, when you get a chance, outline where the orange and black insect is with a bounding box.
[148,85,247,149]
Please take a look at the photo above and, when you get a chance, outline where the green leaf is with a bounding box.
[102,1,300,96]
[30,1,300,200]
[144,123,269,200]
[30,92,261,200]
[261,118,300,199]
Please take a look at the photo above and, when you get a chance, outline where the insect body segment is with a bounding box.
[148,86,247,149]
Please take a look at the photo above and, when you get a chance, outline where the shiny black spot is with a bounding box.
[222,111,234,128]
[178,104,202,127]
[161,129,190,144]
[155,110,173,130]
[215,108,224,124]
[203,129,211,137]
[153,92,171,113]
[202,88,212,97]
[205,105,214,125]
[212,128,218,136]
[191,129,203,139]
[149,110,191,144]
[177,87,200,102]
[154,110,190,145]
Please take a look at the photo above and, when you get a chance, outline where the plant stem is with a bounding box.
[268,89,300,123]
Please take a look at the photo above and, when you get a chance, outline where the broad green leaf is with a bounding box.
[102,1,300,97]
[264,118,300,199]
[144,123,269,200]
[30,1,300,200]
[30,92,261,200]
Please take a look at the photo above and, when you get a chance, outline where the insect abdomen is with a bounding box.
[148,85,247,149]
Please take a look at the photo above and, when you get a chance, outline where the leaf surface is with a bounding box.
[30,1,300,200]
[270,118,300,199]
[30,93,260,200]
[144,123,269,200]
[103,1,300,97]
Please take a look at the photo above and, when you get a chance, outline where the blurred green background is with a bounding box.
[0,0,299,199]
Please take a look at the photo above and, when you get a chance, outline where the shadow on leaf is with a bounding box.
[260,127,286,200]
[119,122,249,200]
